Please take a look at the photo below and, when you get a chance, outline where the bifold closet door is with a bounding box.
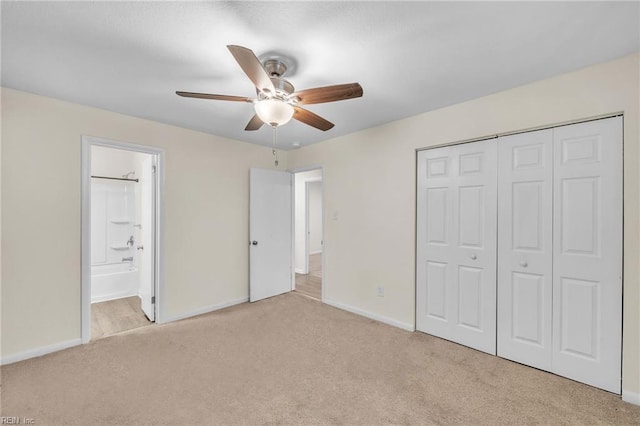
[497,129,553,371]
[416,140,497,355]
[497,116,622,393]
[552,117,622,393]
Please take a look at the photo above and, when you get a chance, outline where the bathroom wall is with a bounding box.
[91,147,148,259]
[91,146,146,178]
[91,146,150,302]
[90,178,137,302]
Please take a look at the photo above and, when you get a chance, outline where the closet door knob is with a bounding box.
[252,241,258,246]
[470,254,477,260]
[520,261,528,267]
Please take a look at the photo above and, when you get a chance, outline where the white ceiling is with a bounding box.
[2,2,638,150]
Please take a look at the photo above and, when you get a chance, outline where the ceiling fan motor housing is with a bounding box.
[258,76,295,100]
[256,58,294,100]
[264,58,288,77]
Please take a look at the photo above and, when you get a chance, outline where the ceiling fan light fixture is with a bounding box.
[254,99,294,127]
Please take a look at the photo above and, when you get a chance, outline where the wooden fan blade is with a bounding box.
[245,114,264,131]
[176,91,251,102]
[227,45,276,94]
[291,83,363,105]
[293,106,334,131]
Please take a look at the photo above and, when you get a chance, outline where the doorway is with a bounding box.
[81,136,164,343]
[293,169,323,300]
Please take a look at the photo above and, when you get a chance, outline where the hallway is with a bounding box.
[294,253,321,300]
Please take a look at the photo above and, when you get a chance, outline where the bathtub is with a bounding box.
[91,262,139,303]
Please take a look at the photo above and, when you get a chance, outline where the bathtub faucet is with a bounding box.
[126,235,134,246]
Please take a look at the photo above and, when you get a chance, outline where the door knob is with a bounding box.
[470,254,477,260]
[137,245,144,251]
[252,241,258,246]
[520,261,528,267]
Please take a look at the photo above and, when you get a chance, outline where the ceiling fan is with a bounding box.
[176,45,363,132]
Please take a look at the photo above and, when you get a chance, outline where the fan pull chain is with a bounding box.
[272,125,279,167]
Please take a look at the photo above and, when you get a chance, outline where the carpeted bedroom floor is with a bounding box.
[2,292,639,425]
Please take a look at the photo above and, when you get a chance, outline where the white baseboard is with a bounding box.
[295,268,306,274]
[91,290,138,304]
[622,390,640,406]
[1,338,82,366]
[162,296,248,323]
[309,250,322,255]
[324,299,415,332]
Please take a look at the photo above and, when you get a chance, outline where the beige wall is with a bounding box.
[288,53,640,395]
[1,88,287,358]
[2,53,639,396]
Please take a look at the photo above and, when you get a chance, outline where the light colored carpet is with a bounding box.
[295,253,322,300]
[91,296,152,340]
[2,292,640,425]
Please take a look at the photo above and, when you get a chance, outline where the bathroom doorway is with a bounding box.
[293,169,323,300]
[81,137,164,342]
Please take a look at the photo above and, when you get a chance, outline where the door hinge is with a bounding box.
[152,165,157,173]
[151,296,156,304]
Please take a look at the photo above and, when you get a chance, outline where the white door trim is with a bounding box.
[81,136,166,344]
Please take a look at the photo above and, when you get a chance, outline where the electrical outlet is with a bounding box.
[376,286,384,297]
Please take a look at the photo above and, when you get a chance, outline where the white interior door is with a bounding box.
[416,140,497,355]
[552,117,622,393]
[139,156,155,321]
[497,129,553,370]
[250,168,293,302]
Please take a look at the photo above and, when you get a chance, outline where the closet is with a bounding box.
[416,116,622,393]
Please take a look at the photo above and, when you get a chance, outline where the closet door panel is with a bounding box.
[451,141,497,354]
[497,129,553,370]
[417,146,455,339]
[417,141,497,355]
[552,117,622,394]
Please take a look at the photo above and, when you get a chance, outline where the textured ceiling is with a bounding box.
[2,1,638,149]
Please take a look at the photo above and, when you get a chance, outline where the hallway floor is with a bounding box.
[295,253,322,300]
